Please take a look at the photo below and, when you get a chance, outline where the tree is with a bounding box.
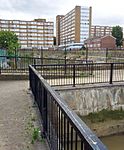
[0,30,20,56]
[112,26,123,47]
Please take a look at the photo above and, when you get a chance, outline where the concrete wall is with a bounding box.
[56,85,124,116]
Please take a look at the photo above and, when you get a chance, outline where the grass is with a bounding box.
[80,108,124,124]
[31,127,43,144]
[25,112,44,145]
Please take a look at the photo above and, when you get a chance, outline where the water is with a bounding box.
[63,134,124,150]
[100,134,124,150]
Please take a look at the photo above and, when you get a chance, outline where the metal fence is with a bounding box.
[0,55,35,74]
[1,56,124,87]
[0,55,92,74]
[29,65,107,150]
[34,62,124,86]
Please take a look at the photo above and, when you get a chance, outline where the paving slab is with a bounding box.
[0,80,49,150]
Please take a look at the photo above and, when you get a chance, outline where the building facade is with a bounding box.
[84,35,116,50]
[0,18,54,49]
[91,25,113,38]
[56,6,92,46]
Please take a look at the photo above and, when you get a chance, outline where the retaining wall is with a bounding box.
[56,84,124,116]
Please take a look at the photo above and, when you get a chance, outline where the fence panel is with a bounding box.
[34,63,124,86]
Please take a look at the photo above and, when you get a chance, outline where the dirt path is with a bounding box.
[0,80,49,150]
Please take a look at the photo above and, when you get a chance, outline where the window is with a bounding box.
[13,21,19,24]
[1,24,8,28]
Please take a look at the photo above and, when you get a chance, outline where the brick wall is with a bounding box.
[101,36,116,49]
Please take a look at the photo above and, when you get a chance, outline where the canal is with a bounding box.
[100,134,124,150]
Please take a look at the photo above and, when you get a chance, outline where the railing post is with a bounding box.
[33,58,36,69]
[64,55,67,75]
[73,64,75,87]
[110,63,113,84]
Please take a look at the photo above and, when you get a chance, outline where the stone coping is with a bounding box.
[54,82,124,91]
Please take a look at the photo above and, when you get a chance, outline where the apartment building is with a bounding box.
[91,25,113,38]
[56,6,92,46]
[0,18,54,49]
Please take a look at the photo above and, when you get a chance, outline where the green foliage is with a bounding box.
[0,30,20,56]
[112,26,123,47]
[25,116,44,144]
[83,108,124,123]
[31,127,42,144]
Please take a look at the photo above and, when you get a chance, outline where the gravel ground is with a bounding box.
[0,80,49,150]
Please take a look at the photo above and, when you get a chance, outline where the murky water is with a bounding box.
[100,134,124,150]
[63,134,124,150]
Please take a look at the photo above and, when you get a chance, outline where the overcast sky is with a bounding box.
[0,0,124,28]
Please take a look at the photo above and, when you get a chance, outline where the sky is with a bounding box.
[0,0,124,30]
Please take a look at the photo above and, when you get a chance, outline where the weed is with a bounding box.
[31,127,44,144]
[25,116,44,144]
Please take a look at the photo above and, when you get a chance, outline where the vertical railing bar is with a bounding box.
[71,126,73,150]
[67,120,69,150]
[48,95,51,141]
[56,103,59,150]
[64,115,66,150]
[59,108,61,150]
[75,132,77,150]
[61,112,63,149]
[110,63,113,84]
[46,93,49,141]
[81,140,83,150]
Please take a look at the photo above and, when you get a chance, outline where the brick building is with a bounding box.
[0,18,54,49]
[84,35,116,50]
[91,25,113,38]
[56,6,92,46]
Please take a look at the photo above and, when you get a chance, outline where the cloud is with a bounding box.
[0,0,124,30]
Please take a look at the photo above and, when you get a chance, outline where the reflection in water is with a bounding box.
[100,134,124,150]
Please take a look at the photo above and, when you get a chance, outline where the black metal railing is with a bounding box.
[29,65,107,150]
[0,55,88,74]
[1,55,124,87]
[0,55,35,74]
[34,62,124,86]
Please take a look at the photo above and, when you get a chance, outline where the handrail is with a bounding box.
[29,65,108,150]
